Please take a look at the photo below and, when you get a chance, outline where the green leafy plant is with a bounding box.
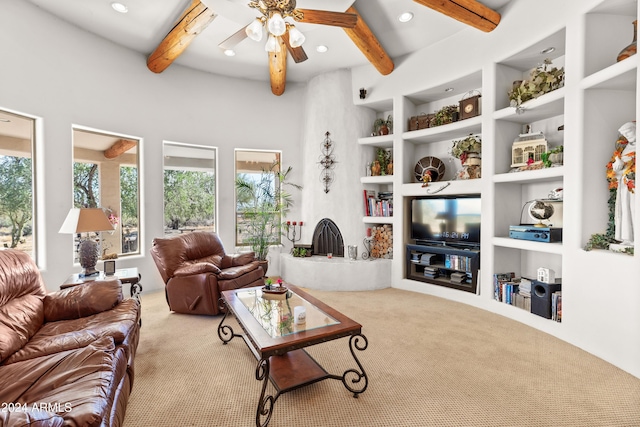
[292,247,307,257]
[376,148,391,176]
[451,134,482,161]
[509,59,565,110]
[541,145,564,168]
[432,105,459,127]
[235,162,301,261]
[373,114,393,135]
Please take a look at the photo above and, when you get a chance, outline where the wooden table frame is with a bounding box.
[218,285,368,427]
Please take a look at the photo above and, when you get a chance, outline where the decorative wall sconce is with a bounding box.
[359,88,367,99]
[318,131,337,193]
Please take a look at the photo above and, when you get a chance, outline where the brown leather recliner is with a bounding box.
[150,231,264,315]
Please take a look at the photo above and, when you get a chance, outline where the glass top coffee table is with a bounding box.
[218,284,368,427]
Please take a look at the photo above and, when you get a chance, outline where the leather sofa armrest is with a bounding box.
[218,263,260,280]
[223,252,256,268]
[174,263,221,277]
[43,279,123,322]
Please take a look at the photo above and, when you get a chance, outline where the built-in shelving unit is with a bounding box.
[353,0,640,377]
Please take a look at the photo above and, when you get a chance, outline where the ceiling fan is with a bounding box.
[147,0,501,96]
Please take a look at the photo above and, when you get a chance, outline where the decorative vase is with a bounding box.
[617,20,637,62]
[378,125,389,136]
[371,160,381,176]
[549,152,563,165]
[386,160,393,175]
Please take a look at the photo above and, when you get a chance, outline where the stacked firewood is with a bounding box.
[371,225,393,259]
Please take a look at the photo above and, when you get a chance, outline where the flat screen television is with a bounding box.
[410,195,481,247]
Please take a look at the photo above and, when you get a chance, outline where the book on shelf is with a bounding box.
[363,189,393,217]
[513,293,531,311]
[494,272,515,302]
[552,291,562,322]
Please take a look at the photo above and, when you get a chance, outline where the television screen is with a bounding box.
[411,196,481,245]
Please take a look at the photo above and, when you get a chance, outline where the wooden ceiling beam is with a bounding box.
[413,0,501,32]
[269,37,287,96]
[104,139,137,159]
[147,0,216,73]
[342,6,394,76]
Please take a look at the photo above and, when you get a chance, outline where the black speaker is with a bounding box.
[531,280,562,319]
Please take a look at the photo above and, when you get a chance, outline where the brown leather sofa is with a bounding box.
[150,231,264,315]
[0,249,140,427]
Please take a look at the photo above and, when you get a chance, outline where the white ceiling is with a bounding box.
[23,0,513,84]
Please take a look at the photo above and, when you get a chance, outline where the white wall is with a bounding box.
[1,0,305,290]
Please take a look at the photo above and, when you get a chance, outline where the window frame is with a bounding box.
[234,149,283,247]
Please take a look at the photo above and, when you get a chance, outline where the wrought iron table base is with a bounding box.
[217,301,368,427]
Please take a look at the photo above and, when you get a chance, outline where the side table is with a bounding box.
[61,268,143,324]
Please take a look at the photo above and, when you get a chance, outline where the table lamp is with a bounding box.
[59,208,114,277]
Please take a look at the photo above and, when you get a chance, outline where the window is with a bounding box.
[72,127,140,258]
[163,142,217,236]
[0,110,36,259]
[235,150,281,247]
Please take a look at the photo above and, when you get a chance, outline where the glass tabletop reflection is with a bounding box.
[236,287,339,338]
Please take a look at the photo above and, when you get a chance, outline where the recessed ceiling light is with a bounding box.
[398,12,414,23]
[111,2,128,13]
[316,45,328,53]
[445,87,454,92]
[540,47,555,54]
[224,49,236,57]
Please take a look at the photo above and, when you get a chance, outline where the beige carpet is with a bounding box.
[124,287,640,427]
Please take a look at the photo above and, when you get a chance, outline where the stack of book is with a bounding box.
[513,277,532,312]
[450,272,468,284]
[423,266,439,279]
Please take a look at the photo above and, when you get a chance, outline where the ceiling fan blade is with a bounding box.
[413,0,501,32]
[295,9,357,28]
[218,24,249,50]
[147,0,216,73]
[281,32,308,64]
[342,6,394,76]
[269,38,288,96]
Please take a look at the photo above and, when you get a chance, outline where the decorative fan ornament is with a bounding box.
[414,156,446,183]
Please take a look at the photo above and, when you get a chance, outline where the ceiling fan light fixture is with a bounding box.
[267,12,287,36]
[265,34,280,52]
[288,25,305,48]
[246,18,264,42]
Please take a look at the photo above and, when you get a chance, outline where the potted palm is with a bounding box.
[235,161,301,275]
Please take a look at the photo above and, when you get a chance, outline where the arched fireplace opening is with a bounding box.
[312,218,344,257]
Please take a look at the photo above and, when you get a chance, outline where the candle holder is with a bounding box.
[285,222,303,246]
[362,236,374,260]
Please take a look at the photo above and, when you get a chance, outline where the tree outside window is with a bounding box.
[0,110,36,258]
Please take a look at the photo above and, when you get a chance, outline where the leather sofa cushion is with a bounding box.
[43,279,123,322]
[4,299,139,365]
[221,252,256,269]
[0,336,126,427]
[0,294,44,363]
[0,249,46,307]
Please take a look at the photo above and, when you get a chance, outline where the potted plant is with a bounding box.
[509,59,565,111]
[432,105,459,127]
[235,161,302,274]
[451,134,482,165]
[373,115,393,135]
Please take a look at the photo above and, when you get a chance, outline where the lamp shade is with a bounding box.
[59,208,114,234]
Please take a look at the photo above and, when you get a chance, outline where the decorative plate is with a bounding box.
[414,156,446,182]
[262,286,288,295]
